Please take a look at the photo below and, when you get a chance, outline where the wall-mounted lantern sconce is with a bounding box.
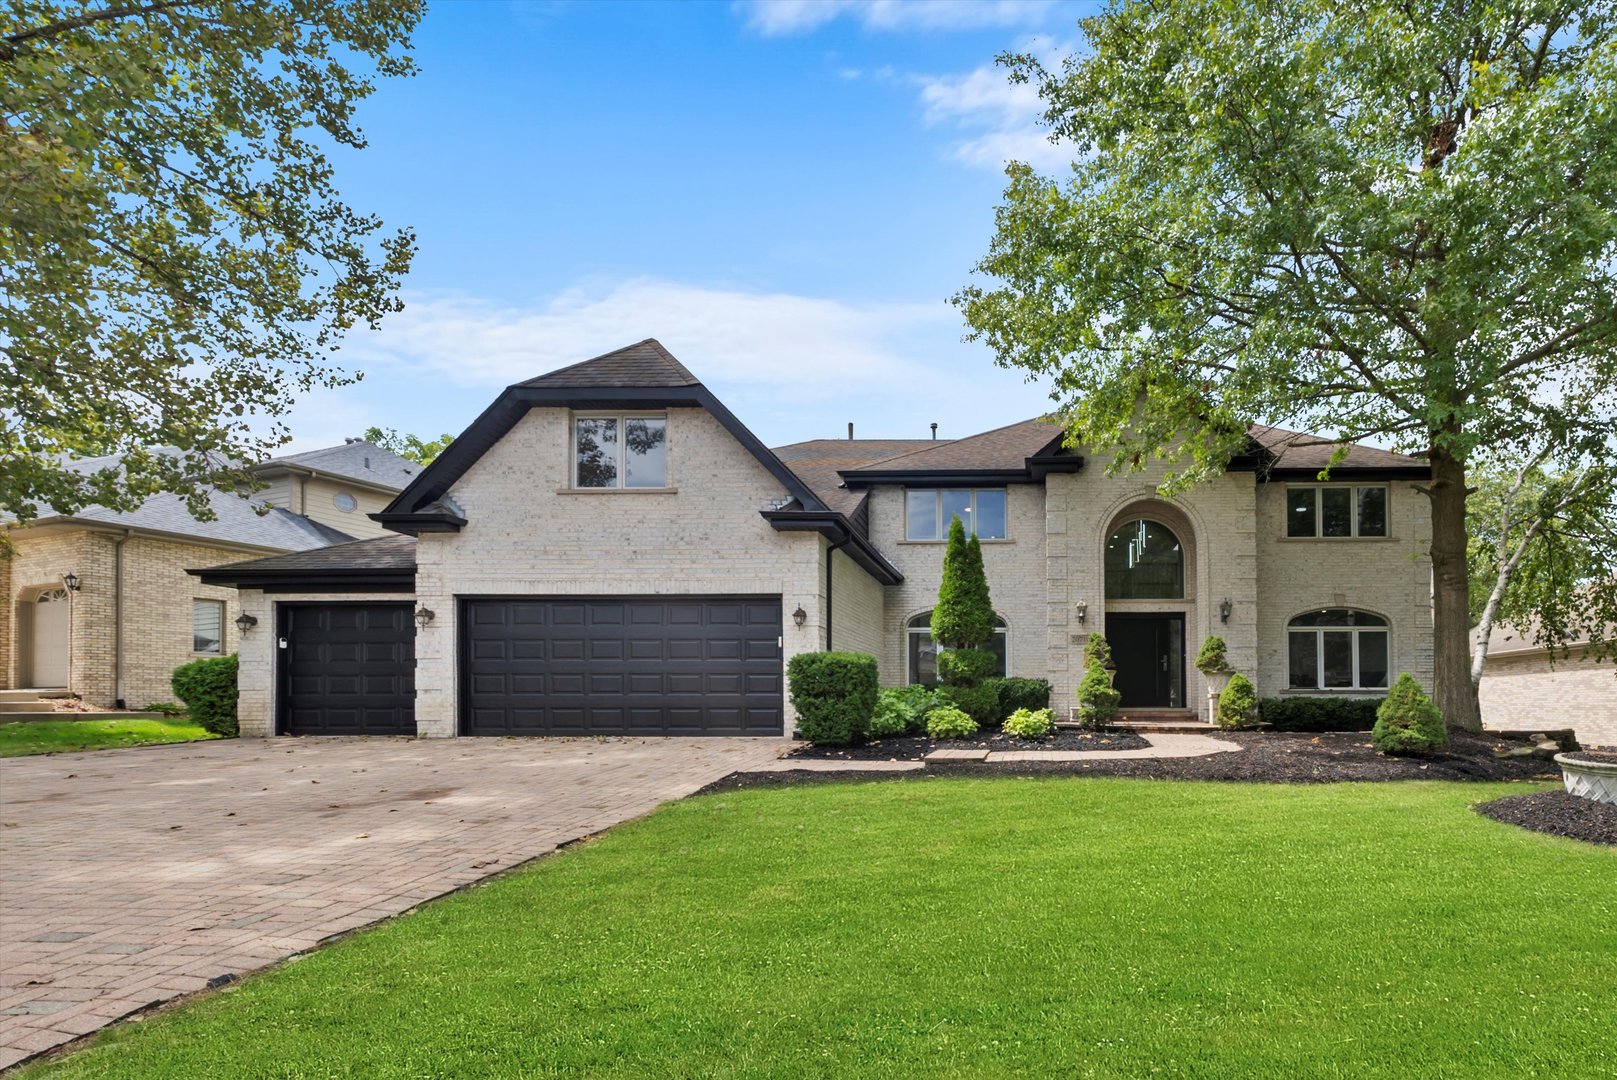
[234,612,258,635]
[1075,599,1088,624]
[792,605,807,628]
[61,572,80,592]
[414,606,436,631]
[1220,598,1233,624]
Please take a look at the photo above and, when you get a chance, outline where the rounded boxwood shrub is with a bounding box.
[787,651,879,745]
[926,705,978,740]
[1003,707,1054,740]
[171,654,240,737]
[937,682,1000,729]
[937,647,998,686]
[1372,673,1447,756]
[995,677,1052,717]
[1216,673,1259,730]
[1076,659,1120,729]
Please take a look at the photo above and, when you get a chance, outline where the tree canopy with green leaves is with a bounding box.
[362,426,453,466]
[957,0,1617,730]
[1,0,422,544]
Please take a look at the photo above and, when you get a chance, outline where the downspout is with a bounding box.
[825,534,850,651]
[113,528,131,709]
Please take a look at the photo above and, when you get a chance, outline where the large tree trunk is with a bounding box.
[1428,445,1483,732]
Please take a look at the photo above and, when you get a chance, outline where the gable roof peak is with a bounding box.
[515,338,701,390]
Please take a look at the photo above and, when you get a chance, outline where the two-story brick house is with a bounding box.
[197,340,1433,738]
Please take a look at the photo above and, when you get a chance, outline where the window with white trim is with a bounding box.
[1287,609,1389,689]
[1286,485,1388,538]
[193,599,225,654]
[906,611,1007,686]
[573,414,668,489]
[904,488,1007,541]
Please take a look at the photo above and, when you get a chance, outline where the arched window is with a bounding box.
[1287,609,1389,689]
[1104,519,1184,599]
[906,612,1007,686]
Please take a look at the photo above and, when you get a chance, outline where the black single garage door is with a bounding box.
[279,603,415,735]
[461,596,783,736]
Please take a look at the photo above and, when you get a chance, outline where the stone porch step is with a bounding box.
[0,688,72,703]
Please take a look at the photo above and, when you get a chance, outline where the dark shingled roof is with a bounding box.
[1249,425,1426,472]
[840,418,1065,476]
[259,440,421,491]
[192,534,417,580]
[516,338,700,389]
[772,439,948,513]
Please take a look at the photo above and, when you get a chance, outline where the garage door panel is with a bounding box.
[280,604,414,736]
[463,596,781,736]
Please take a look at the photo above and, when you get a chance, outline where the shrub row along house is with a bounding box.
[1,442,418,709]
[191,340,1435,738]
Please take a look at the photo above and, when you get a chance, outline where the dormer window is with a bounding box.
[574,414,668,489]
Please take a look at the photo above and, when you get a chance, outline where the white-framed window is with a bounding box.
[904,488,1008,541]
[193,599,225,654]
[1287,609,1389,689]
[1286,485,1388,538]
[332,491,358,513]
[573,413,668,489]
[906,611,1008,686]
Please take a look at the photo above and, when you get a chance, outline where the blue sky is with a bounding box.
[289,0,1100,452]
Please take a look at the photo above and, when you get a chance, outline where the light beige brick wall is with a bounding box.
[2,531,92,691]
[1254,480,1433,701]
[412,406,825,737]
[828,547,885,660]
[1481,648,1617,748]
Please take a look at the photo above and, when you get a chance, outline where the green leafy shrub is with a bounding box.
[787,651,879,745]
[866,698,908,738]
[876,684,943,735]
[938,647,997,686]
[1194,635,1231,673]
[1003,707,1055,739]
[1372,674,1447,756]
[140,701,188,717]
[1075,660,1120,729]
[1216,674,1259,730]
[937,683,1000,729]
[1258,697,1385,731]
[926,705,978,740]
[171,654,239,737]
[994,677,1052,717]
[1082,633,1113,669]
[930,517,996,648]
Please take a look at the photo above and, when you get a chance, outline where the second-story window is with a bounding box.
[905,488,1007,541]
[1286,485,1387,538]
[574,414,668,489]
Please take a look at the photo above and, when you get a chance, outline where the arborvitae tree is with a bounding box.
[931,516,995,649]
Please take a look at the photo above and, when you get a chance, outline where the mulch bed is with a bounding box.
[695,731,1565,795]
[785,728,1151,761]
[1474,791,1617,846]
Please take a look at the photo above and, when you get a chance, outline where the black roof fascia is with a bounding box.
[841,468,1038,490]
[760,510,904,586]
[186,567,415,592]
[373,383,827,534]
[1027,453,1086,480]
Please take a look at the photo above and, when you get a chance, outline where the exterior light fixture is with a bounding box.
[792,606,807,628]
[1220,598,1233,624]
[234,612,258,635]
[1075,599,1088,624]
[414,606,436,631]
[61,572,80,592]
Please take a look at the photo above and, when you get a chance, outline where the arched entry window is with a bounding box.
[906,612,1007,686]
[1104,519,1184,599]
[1288,609,1389,689]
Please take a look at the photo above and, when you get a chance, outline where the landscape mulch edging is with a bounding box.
[1474,791,1617,847]
[695,731,1562,796]
[785,728,1151,762]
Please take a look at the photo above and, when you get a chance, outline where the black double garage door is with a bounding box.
[461,596,784,736]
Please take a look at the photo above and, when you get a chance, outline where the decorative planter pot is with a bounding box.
[1554,752,1617,805]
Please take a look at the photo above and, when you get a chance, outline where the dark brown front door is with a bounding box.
[1107,614,1185,708]
[460,596,783,736]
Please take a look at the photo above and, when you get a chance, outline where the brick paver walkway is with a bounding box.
[0,736,784,1070]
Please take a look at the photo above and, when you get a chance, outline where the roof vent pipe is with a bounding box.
[930,422,938,440]
[848,422,854,440]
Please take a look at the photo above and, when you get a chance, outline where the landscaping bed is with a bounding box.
[1475,790,1617,847]
[786,727,1151,761]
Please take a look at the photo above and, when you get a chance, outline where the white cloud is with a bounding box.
[740,0,1056,36]
[916,59,1074,171]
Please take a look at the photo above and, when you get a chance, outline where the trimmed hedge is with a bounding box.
[171,654,239,737]
[1258,696,1386,732]
[938,648,998,686]
[994,677,1052,717]
[1372,674,1447,756]
[787,651,879,745]
[937,683,1000,729]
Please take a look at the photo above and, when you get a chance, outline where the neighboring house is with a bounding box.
[198,339,1435,739]
[1477,621,1617,748]
[1,441,419,708]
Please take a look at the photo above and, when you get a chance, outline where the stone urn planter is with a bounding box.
[1554,751,1617,805]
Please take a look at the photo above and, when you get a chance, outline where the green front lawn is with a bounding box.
[0,717,216,757]
[27,779,1617,1078]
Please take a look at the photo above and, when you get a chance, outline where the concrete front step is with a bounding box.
[0,711,168,725]
[0,688,72,703]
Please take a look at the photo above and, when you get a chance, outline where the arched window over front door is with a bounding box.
[1104,519,1185,599]
[1287,609,1390,689]
[906,612,1007,686]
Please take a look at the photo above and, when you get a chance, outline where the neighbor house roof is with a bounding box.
[190,535,417,591]
[772,439,947,514]
[256,440,421,491]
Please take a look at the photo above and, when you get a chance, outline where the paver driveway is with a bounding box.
[0,735,783,1069]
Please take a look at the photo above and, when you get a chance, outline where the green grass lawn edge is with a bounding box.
[0,718,218,757]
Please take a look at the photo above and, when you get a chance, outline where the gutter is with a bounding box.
[759,509,902,586]
[113,529,131,708]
